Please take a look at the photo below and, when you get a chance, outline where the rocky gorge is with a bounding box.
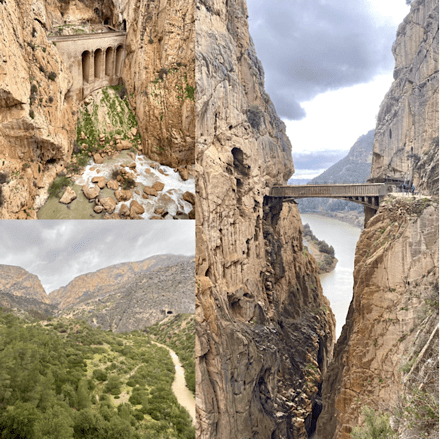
[0,254,195,332]
[195,0,438,439]
[0,0,195,219]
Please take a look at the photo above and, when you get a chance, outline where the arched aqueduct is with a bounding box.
[48,31,126,101]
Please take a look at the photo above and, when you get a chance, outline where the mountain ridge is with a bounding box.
[0,254,195,332]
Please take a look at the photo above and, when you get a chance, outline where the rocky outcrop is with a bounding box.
[370,0,439,195]
[316,196,439,439]
[57,256,195,333]
[49,254,193,309]
[195,1,334,438]
[0,0,78,218]
[0,264,49,303]
[122,0,195,168]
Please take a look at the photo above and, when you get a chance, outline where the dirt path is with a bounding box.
[152,341,196,425]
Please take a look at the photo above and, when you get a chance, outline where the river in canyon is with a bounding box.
[301,213,362,338]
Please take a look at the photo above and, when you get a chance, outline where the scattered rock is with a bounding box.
[115,189,132,202]
[143,186,158,197]
[100,197,117,213]
[93,153,103,164]
[82,184,100,199]
[91,176,106,188]
[152,181,165,192]
[59,186,77,204]
[178,167,189,181]
[119,204,130,216]
[107,180,119,190]
[93,205,104,213]
[154,207,166,216]
[128,162,136,169]
[116,140,132,151]
[183,191,195,205]
[130,200,145,218]
[131,127,137,136]
[80,132,86,140]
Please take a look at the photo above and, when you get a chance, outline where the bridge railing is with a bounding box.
[270,183,388,198]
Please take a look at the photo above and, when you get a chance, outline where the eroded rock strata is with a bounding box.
[195,1,334,437]
[316,1,439,437]
[0,0,194,218]
[316,197,439,439]
[370,0,439,195]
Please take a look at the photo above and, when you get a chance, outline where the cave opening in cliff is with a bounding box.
[122,19,127,32]
[231,147,250,176]
[94,49,103,79]
[82,51,91,83]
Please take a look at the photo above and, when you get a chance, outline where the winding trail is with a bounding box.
[152,341,196,425]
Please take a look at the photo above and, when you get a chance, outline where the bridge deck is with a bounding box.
[270,183,388,198]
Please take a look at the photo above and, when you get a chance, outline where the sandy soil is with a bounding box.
[152,341,196,425]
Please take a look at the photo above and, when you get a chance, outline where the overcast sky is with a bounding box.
[247,0,411,178]
[0,221,195,293]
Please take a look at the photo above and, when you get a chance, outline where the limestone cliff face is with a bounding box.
[49,254,193,309]
[370,0,439,195]
[0,265,49,303]
[195,1,334,438]
[316,197,439,439]
[122,0,195,168]
[0,0,77,218]
[0,0,194,218]
[54,255,195,333]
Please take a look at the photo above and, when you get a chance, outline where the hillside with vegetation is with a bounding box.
[0,308,195,439]
[302,224,337,274]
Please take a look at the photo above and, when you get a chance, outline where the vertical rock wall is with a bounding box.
[0,0,77,218]
[317,1,439,437]
[370,0,439,195]
[122,0,195,168]
[195,1,334,438]
[316,198,439,439]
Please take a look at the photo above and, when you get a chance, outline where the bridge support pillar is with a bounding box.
[364,206,377,227]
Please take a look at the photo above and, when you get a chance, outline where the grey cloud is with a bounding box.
[248,0,397,120]
[0,221,194,293]
[292,150,347,171]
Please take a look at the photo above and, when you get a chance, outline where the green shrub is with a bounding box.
[92,369,108,382]
[48,175,73,198]
[351,406,397,439]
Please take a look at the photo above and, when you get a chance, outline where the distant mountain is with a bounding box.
[0,255,195,332]
[297,130,374,214]
[56,255,195,332]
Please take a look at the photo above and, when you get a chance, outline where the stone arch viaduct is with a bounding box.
[48,31,127,101]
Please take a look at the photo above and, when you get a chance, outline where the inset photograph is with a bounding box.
[0,220,195,438]
[0,1,195,219]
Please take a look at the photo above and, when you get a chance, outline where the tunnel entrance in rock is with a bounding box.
[231,147,250,176]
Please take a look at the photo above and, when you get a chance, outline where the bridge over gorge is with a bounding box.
[48,31,127,101]
[270,183,395,224]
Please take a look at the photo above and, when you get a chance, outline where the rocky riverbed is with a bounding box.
[37,86,195,219]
